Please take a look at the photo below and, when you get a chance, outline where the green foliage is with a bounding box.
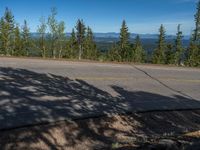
[22,20,31,56]
[4,7,15,56]
[119,20,130,61]
[132,35,146,63]
[48,7,59,59]
[0,17,6,54]
[76,19,86,60]
[193,0,200,43]
[0,5,199,67]
[165,43,175,64]
[66,28,78,59]
[108,20,133,62]
[37,16,47,58]
[57,21,65,58]
[13,24,22,56]
[65,23,98,60]
[83,26,97,60]
[153,24,166,64]
[186,1,200,67]
[0,8,15,55]
[174,24,184,65]
[186,41,200,66]
[108,43,121,61]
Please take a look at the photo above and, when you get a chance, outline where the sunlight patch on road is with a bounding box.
[74,77,132,81]
[73,76,200,83]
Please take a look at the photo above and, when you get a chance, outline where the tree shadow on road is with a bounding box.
[0,67,200,149]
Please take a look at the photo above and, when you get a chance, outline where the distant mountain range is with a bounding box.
[93,32,190,40]
[30,32,190,52]
[30,32,190,40]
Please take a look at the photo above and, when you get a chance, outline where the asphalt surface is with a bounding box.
[0,57,200,130]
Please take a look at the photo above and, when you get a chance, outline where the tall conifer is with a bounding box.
[174,24,184,65]
[76,19,86,60]
[153,24,166,64]
[119,20,130,61]
[22,20,30,56]
[37,16,47,58]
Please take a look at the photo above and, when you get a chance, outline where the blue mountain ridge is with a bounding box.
[30,32,190,40]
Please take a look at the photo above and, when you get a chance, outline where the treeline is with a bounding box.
[0,8,98,60]
[0,1,200,67]
[107,1,200,66]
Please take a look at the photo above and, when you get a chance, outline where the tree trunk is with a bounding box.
[5,42,9,56]
[53,49,56,59]
[42,46,46,58]
[59,45,62,59]
[26,49,29,57]
[79,45,82,60]
[52,41,56,59]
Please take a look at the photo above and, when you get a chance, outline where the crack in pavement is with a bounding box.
[130,64,194,100]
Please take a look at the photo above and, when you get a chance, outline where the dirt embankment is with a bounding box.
[0,110,200,150]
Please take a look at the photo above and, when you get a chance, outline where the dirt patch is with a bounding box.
[185,131,200,138]
[0,110,200,150]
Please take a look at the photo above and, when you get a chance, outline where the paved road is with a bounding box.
[0,57,200,130]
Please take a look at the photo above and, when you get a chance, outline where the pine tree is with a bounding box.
[165,43,174,64]
[119,20,130,61]
[108,43,121,61]
[37,16,47,58]
[57,21,65,58]
[132,35,146,63]
[174,24,184,65]
[48,7,58,59]
[193,0,200,43]
[67,28,77,58]
[5,7,15,56]
[0,8,15,55]
[22,20,30,56]
[76,19,86,60]
[186,0,200,66]
[186,39,199,66]
[153,24,166,64]
[84,26,97,60]
[0,17,6,54]
[13,24,22,56]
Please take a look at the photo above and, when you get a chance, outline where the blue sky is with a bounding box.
[0,0,198,35]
